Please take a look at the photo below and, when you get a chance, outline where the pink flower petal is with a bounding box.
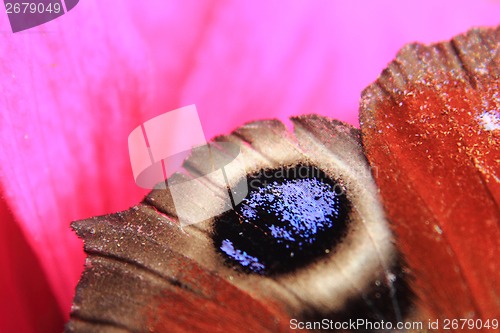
[0,189,64,332]
[1,1,499,332]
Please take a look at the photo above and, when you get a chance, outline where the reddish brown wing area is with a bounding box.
[148,260,292,333]
[360,26,500,328]
[66,207,294,333]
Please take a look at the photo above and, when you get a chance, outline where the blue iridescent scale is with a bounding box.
[213,165,350,275]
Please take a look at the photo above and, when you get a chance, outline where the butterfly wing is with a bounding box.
[360,26,500,326]
[67,199,294,332]
[67,116,407,332]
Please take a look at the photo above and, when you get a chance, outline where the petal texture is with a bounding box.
[1,1,500,331]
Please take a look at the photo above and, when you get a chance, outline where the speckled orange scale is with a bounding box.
[360,26,500,329]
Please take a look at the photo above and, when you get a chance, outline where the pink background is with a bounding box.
[1,1,499,332]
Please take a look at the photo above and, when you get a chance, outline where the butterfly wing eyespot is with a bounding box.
[67,115,414,332]
[66,25,500,333]
[360,26,500,328]
[154,115,413,323]
[212,164,352,276]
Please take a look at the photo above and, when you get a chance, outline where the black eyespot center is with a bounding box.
[213,164,351,276]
